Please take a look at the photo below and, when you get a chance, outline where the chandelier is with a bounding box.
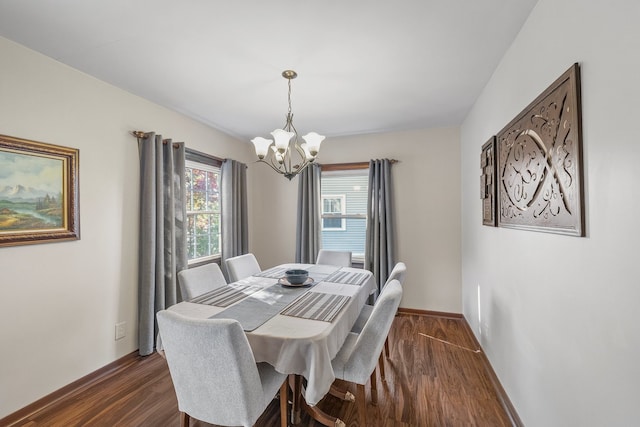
[251,70,325,180]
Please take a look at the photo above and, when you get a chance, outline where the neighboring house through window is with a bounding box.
[320,166,368,262]
[322,194,346,230]
[185,149,222,264]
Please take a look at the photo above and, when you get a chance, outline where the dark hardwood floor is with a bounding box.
[6,312,516,427]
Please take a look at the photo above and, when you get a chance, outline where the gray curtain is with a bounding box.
[295,163,321,263]
[138,133,187,356]
[365,159,395,298]
[221,159,248,277]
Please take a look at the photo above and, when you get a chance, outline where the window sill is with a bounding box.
[351,257,364,269]
[187,256,221,268]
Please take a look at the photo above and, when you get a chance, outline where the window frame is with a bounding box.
[185,149,223,266]
[320,164,369,264]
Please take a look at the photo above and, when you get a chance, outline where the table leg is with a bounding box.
[290,375,302,425]
[280,380,288,427]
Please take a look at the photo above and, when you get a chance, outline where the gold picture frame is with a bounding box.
[0,134,80,247]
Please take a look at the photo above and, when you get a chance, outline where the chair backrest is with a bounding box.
[341,280,402,384]
[316,249,352,267]
[178,263,227,300]
[157,310,266,426]
[224,253,261,282]
[385,262,407,287]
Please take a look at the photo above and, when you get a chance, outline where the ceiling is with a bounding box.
[0,0,538,141]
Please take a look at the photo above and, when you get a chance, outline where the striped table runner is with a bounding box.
[281,292,351,322]
[210,284,309,331]
[253,266,291,279]
[324,269,369,286]
[190,284,260,308]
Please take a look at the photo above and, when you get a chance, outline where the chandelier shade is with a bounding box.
[251,70,325,180]
[251,137,272,160]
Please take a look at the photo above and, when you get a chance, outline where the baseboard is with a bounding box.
[0,350,141,427]
[460,318,524,427]
[397,307,463,319]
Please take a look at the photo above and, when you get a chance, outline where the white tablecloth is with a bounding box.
[165,263,374,406]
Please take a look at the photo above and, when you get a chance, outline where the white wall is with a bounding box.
[251,128,462,312]
[0,36,252,418]
[0,33,461,416]
[460,0,640,425]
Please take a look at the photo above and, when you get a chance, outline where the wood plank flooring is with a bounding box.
[6,312,516,427]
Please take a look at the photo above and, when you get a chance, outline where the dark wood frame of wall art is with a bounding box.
[481,136,497,226]
[496,63,584,236]
[0,134,80,247]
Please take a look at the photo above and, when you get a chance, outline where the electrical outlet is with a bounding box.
[115,322,126,340]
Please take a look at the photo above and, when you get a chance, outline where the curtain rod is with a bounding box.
[132,131,232,165]
[131,130,186,150]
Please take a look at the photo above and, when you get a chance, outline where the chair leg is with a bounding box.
[356,383,367,426]
[329,383,355,402]
[280,379,288,427]
[378,352,386,380]
[179,412,190,427]
[370,367,378,406]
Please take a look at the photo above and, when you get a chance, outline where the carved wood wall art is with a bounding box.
[496,63,584,236]
[481,136,497,226]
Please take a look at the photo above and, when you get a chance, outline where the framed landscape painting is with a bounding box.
[0,134,79,247]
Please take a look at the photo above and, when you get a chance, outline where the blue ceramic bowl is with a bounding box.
[285,269,309,285]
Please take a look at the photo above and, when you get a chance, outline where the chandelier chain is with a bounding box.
[287,78,293,116]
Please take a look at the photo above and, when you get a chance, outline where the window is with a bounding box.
[320,167,368,261]
[185,150,222,264]
[322,195,346,230]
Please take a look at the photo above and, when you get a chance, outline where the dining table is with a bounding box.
[161,262,375,426]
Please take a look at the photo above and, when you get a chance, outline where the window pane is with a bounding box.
[185,169,193,192]
[195,213,209,233]
[323,197,343,214]
[192,169,207,191]
[321,172,368,258]
[192,190,206,211]
[185,189,192,211]
[206,193,220,211]
[185,161,222,262]
[195,233,209,258]
[207,171,217,189]
[209,213,221,254]
[322,217,366,256]
[323,218,342,229]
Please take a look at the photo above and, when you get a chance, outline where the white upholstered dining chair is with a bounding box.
[352,262,406,333]
[331,280,403,426]
[351,261,406,377]
[316,249,352,267]
[224,253,261,282]
[156,310,288,427]
[177,263,227,300]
